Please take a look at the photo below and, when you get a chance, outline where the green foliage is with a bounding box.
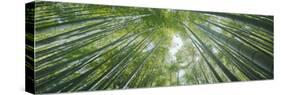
[33,1,273,94]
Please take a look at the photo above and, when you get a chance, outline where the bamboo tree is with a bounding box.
[191,36,223,82]
[183,23,239,81]
[197,23,273,75]
[201,12,273,33]
[123,39,162,88]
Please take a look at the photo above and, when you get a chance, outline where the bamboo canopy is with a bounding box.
[28,1,273,93]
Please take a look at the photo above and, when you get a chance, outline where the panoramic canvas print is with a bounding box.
[25,1,274,94]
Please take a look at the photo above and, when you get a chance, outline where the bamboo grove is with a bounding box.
[27,1,273,93]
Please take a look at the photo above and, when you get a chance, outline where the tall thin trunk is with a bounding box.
[183,23,239,81]
[123,39,162,88]
[192,38,223,82]
[197,23,273,75]
[201,12,273,33]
